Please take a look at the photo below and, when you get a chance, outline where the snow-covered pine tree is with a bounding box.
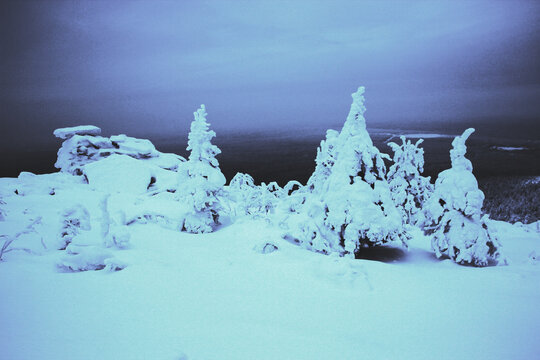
[307,129,339,193]
[177,105,226,233]
[387,136,433,227]
[283,87,408,256]
[424,128,503,266]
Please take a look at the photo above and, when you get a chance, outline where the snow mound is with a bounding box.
[57,244,125,272]
[53,125,101,139]
[83,155,154,194]
[54,126,185,175]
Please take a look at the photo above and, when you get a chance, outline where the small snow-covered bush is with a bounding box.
[228,173,295,219]
[58,205,91,250]
[57,244,126,272]
[387,136,433,227]
[0,217,42,261]
[176,105,226,233]
[282,87,408,256]
[424,128,503,266]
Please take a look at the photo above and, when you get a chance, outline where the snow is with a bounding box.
[1,89,539,359]
[54,127,185,175]
[1,201,539,359]
[83,154,154,194]
[53,125,102,139]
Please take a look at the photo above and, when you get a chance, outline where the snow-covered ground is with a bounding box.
[1,172,539,360]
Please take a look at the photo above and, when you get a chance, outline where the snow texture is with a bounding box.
[83,155,155,194]
[53,125,102,139]
[425,128,503,266]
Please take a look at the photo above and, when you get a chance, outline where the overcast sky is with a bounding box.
[1,0,539,149]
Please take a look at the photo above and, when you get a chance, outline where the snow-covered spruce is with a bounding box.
[283,87,408,256]
[424,128,503,266]
[387,136,433,227]
[307,129,339,192]
[176,105,226,233]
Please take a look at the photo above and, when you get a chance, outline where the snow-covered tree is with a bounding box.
[307,129,339,192]
[177,105,226,233]
[387,136,433,227]
[283,87,408,256]
[228,173,289,219]
[424,128,503,266]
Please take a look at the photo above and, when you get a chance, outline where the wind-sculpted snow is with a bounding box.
[54,126,185,175]
[53,125,102,139]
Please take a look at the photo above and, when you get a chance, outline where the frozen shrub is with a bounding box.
[387,136,433,227]
[0,198,5,221]
[228,173,286,219]
[424,128,503,266]
[58,205,91,250]
[283,87,408,256]
[176,105,226,233]
[0,217,42,261]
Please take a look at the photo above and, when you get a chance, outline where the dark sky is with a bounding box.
[1,0,539,151]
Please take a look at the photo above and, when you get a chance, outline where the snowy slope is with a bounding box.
[1,173,539,360]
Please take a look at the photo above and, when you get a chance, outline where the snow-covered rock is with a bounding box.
[53,125,102,139]
[83,155,155,194]
[53,126,185,175]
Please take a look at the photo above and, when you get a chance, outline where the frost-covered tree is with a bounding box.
[307,129,339,192]
[387,136,433,227]
[177,105,226,233]
[424,128,503,266]
[283,87,408,256]
[228,173,290,219]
